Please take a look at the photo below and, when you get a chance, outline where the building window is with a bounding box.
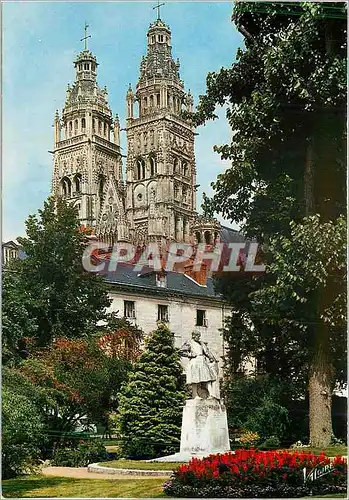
[204,231,212,245]
[156,273,166,288]
[196,309,207,327]
[150,156,156,177]
[74,173,81,193]
[182,161,189,176]
[158,304,169,322]
[158,34,164,42]
[81,118,86,131]
[124,300,136,319]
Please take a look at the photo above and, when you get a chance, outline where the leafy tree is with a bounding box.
[2,268,37,365]
[193,2,346,447]
[16,326,141,449]
[117,323,185,459]
[194,2,346,238]
[224,374,289,442]
[251,215,346,446]
[3,196,111,351]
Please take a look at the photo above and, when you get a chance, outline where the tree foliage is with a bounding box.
[193,2,347,447]
[2,375,45,478]
[117,323,185,459]
[5,196,111,350]
[15,326,142,445]
[194,2,346,238]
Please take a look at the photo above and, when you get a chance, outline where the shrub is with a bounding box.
[2,387,45,479]
[52,440,109,467]
[117,324,185,459]
[223,375,290,442]
[259,435,280,450]
[163,449,347,497]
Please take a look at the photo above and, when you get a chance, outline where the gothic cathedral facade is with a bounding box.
[52,16,220,246]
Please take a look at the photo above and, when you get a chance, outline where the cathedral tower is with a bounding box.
[125,15,197,245]
[52,34,128,243]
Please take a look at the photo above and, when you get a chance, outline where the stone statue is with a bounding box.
[154,330,230,462]
[179,330,219,400]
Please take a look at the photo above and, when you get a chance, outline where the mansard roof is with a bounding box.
[101,262,220,300]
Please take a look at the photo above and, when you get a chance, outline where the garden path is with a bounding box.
[41,466,167,480]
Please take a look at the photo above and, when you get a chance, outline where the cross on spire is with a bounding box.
[153,1,165,20]
[81,22,91,51]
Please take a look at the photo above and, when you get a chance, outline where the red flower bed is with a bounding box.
[164,449,347,498]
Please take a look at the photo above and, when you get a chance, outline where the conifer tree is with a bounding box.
[117,323,185,459]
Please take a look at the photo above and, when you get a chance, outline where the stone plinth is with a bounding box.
[152,398,230,462]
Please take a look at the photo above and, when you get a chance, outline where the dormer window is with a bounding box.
[156,273,167,288]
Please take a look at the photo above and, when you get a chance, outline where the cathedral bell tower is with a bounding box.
[52,27,127,243]
[125,13,197,245]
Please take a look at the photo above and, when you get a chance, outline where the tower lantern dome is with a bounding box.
[74,50,98,82]
[147,19,171,47]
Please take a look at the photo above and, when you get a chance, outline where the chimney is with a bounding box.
[184,256,208,286]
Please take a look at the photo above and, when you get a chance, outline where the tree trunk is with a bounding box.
[308,333,333,447]
[304,105,344,447]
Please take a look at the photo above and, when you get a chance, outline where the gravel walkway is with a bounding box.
[42,466,167,480]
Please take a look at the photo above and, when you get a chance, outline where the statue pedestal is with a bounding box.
[152,398,230,462]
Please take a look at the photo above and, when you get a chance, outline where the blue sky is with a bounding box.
[3,1,243,241]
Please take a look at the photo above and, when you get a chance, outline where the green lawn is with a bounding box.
[2,475,166,498]
[287,445,347,457]
[2,474,346,498]
[99,459,183,471]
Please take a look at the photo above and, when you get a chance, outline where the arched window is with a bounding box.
[182,187,187,203]
[150,157,156,177]
[98,174,106,199]
[92,118,96,133]
[69,121,72,136]
[173,157,179,173]
[157,94,160,107]
[61,177,72,197]
[81,118,86,131]
[98,121,102,135]
[182,161,188,176]
[196,231,202,244]
[104,123,107,137]
[74,120,78,133]
[174,184,179,199]
[204,231,211,244]
[74,173,82,193]
[150,95,154,108]
[136,158,145,180]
